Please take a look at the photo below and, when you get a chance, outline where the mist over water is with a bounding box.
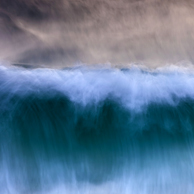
[1,0,194,68]
[0,65,194,193]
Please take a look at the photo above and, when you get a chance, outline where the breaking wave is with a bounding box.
[0,65,194,194]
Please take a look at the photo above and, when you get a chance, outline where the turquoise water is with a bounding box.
[0,66,194,193]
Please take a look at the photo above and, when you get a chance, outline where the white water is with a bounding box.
[1,65,194,111]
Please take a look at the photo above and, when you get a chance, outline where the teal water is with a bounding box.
[0,66,194,193]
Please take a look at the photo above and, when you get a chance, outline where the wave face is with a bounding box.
[1,66,194,194]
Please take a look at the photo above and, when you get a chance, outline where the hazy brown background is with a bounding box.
[1,0,194,68]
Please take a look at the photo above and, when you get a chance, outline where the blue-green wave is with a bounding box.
[0,66,194,193]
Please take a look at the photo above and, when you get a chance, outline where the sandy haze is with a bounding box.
[1,0,194,68]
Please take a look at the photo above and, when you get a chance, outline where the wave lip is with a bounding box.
[1,65,194,109]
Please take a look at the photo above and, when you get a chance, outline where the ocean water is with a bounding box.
[0,65,194,194]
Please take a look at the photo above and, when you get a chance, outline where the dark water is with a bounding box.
[0,66,194,193]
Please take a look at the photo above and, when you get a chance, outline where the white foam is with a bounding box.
[0,65,194,111]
